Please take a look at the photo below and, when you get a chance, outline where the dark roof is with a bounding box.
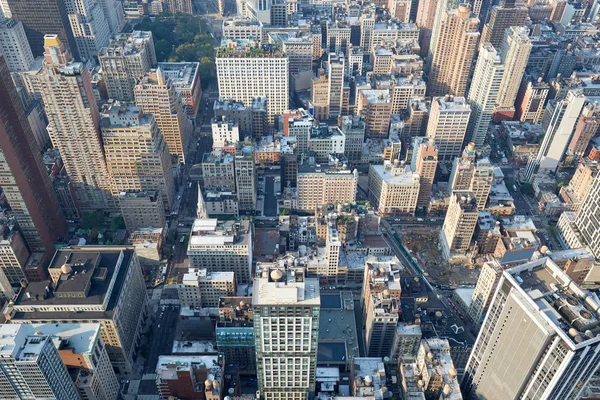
[501,248,536,265]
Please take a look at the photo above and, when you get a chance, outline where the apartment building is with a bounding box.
[411,137,438,208]
[158,62,202,118]
[235,144,257,211]
[427,96,472,163]
[357,89,393,138]
[177,268,236,308]
[368,160,420,215]
[440,191,479,259]
[202,149,236,192]
[0,18,34,72]
[119,191,166,232]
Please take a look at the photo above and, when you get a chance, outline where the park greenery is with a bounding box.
[135,14,216,89]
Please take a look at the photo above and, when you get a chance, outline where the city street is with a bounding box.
[143,304,180,374]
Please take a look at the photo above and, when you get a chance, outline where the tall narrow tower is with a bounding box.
[24,35,116,213]
[412,137,438,208]
[496,26,532,113]
[480,0,528,50]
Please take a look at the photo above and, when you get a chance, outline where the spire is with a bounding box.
[197,183,207,219]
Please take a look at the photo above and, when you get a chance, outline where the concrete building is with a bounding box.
[368,161,420,215]
[212,117,240,148]
[99,31,156,101]
[216,296,255,374]
[428,4,479,97]
[101,103,175,210]
[411,137,438,208]
[158,62,202,118]
[213,97,268,138]
[297,156,358,212]
[286,108,314,155]
[202,149,236,192]
[222,18,263,43]
[308,125,345,163]
[177,268,236,308]
[341,115,365,162]
[6,247,149,375]
[440,191,479,259]
[449,144,494,210]
[216,43,288,123]
[64,0,112,61]
[0,223,31,285]
[365,291,399,358]
[496,27,532,114]
[480,0,528,50]
[327,52,344,120]
[524,91,586,181]
[427,96,472,163]
[0,52,67,265]
[235,144,257,212]
[0,18,34,72]
[187,219,252,284]
[462,257,600,400]
[119,191,166,232]
[25,36,116,213]
[466,259,503,327]
[361,256,403,322]
[575,174,600,259]
[155,355,224,400]
[468,43,504,147]
[514,78,549,124]
[567,101,600,158]
[390,74,427,114]
[160,0,192,14]
[135,68,189,164]
[253,265,320,400]
[357,89,393,138]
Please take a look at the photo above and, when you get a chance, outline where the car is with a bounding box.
[157,324,161,328]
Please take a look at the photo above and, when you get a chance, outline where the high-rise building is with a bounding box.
[286,109,313,155]
[327,52,344,120]
[360,13,375,51]
[188,218,252,284]
[7,247,149,375]
[0,18,35,72]
[5,0,77,57]
[428,4,479,97]
[253,265,320,400]
[365,291,399,358]
[361,256,403,323]
[0,323,120,400]
[341,115,365,162]
[575,174,600,258]
[449,145,494,210]
[97,0,124,35]
[156,355,224,399]
[177,267,236,307]
[524,91,586,181]
[64,0,112,60]
[0,52,67,262]
[160,0,192,14]
[467,43,504,147]
[415,0,440,56]
[411,137,438,208]
[216,296,255,374]
[440,191,479,259]
[567,101,600,158]
[119,191,166,231]
[480,0,528,50]
[496,26,532,113]
[235,144,257,211]
[390,75,426,114]
[462,257,600,400]
[426,95,471,162]
[514,77,549,124]
[134,68,189,164]
[0,224,31,285]
[99,31,156,101]
[357,89,393,138]
[25,36,116,213]
[101,103,174,210]
[158,62,202,118]
[213,97,268,138]
[368,160,420,215]
[216,43,288,123]
[466,258,503,326]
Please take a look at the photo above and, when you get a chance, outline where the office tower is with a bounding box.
[412,138,438,208]
[568,101,600,158]
[416,0,440,56]
[156,355,224,399]
[119,191,166,231]
[216,297,255,374]
[0,52,67,262]
[99,31,156,101]
[496,26,532,114]
[268,32,312,78]
[524,91,586,181]
[297,156,358,211]
[327,53,344,120]
[389,0,411,21]
[467,43,504,147]
[362,256,402,322]
[101,103,175,210]
[311,70,329,120]
[0,18,34,72]
[341,115,365,162]
[357,89,393,138]
[7,247,149,375]
[160,0,192,14]
[550,0,567,22]
[466,258,503,326]
[216,44,288,123]
[426,95,471,162]
[26,36,116,213]
[326,21,351,54]
[368,160,420,215]
[440,191,479,259]
[253,265,320,400]
[202,149,236,192]
[5,0,77,57]
[188,218,252,284]
[0,0,11,17]
[565,162,598,209]
[97,0,123,35]
[158,62,202,118]
[214,97,268,138]
[235,145,257,211]
[134,68,188,164]
[404,98,429,137]
[64,0,111,60]
[390,75,426,114]
[177,268,236,307]
[212,117,240,147]
[462,257,600,400]
[365,291,399,357]
[449,145,493,210]
[428,4,479,97]
[480,0,528,50]
[576,174,600,258]
[287,108,314,155]
[514,78,549,123]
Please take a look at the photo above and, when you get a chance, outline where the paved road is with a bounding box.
[144,304,179,373]
[263,176,278,217]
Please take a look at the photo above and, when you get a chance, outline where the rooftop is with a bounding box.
[157,62,199,89]
[253,267,320,306]
[370,162,420,186]
[318,292,359,363]
[188,219,250,248]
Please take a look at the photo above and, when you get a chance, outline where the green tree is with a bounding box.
[111,216,126,231]
[82,210,105,230]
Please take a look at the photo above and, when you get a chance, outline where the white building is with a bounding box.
[427,96,472,162]
[0,18,34,72]
[308,125,345,163]
[65,0,112,61]
[368,160,420,215]
[497,26,532,111]
[467,259,503,326]
[177,268,236,308]
[212,117,240,148]
[575,174,600,258]
[440,191,479,259]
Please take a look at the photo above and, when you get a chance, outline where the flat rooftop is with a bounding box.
[318,292,359,363]
[370,163,420,186]
[189,219,249,247]
[253,268,320,306]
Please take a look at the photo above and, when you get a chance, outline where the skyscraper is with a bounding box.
[462,257,600,400]
[514,77,549,124]
[426,95,472,162]
[327,52,344,120]
[25,36,117,213]
[415,0,440,56]
[412,137,438,208]
[440,190,479,259]
[428,4,479,97]
[480,0,528,50]
[575,174,600,258]
[467,43,505,147]
[0,52,67,262]
[235,144,257,211]
[253,265,320,400]
[64,0,111,60]
[449,144,494,210]
[496,26,532,114]
[567,101,600,158]
[134,68,189,164]
[524,91,586,181]
[5,0,77,57]
[0,18,35,72]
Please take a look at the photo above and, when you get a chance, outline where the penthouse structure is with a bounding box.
[368,160,420,215]
[6,247,148,375]
[187,219,252,284]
